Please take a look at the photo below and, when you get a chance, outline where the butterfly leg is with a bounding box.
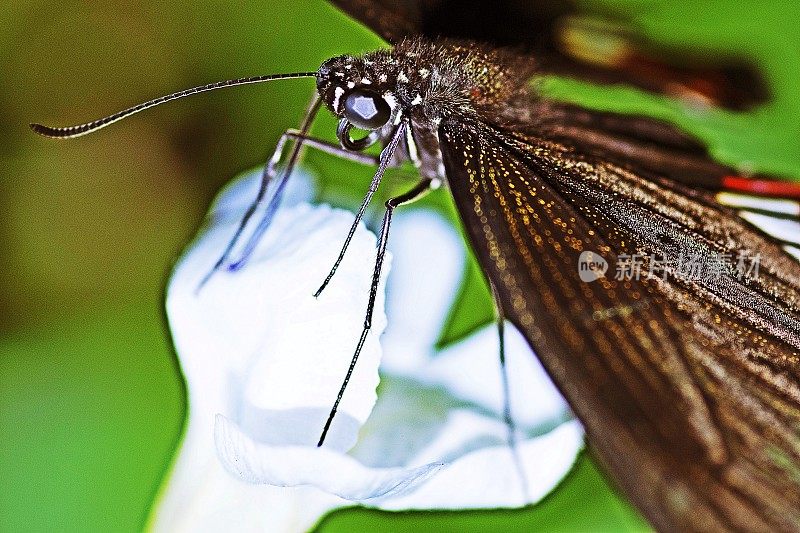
[314,120,408,297]
[223,130,381,273]
[196,95,321,290]
[490,282,530,500]
[275,132,381,165]
[318,177,432,447]
[196,105,380,291]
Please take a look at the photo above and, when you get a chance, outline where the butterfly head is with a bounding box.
[316,39,539,138]
[316,54,403,134]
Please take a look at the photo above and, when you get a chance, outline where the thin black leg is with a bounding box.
[313,119,408,298]
[225,130,381,272]
[490,282,531,499]
[317,178,432,447]
[280,132,379,166]
[196,95,322,291]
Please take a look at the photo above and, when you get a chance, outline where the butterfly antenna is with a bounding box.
[30,72,318,139]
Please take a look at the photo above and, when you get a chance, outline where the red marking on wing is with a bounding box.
[722,176,800,200]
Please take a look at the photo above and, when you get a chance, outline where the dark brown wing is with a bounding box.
[536,105,800,203]
[328,0,570,49]
[537,103,728,189]
[535,104,800,201]
[439,115,800,531]
[328,0,769,110]
[327,0,421,43]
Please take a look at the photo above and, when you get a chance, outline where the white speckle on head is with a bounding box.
[347,81,355,89]
[379,73,388,83]
[410,94,422,106]
[361,78,372,85]
[419,68,430,78]
[383,92,398,114]
[382,93,402,126]
[397,71,409,83]
[432,130,445,178]
[405,127,420,166]
[332,86,345,111]
[344,64,352,70]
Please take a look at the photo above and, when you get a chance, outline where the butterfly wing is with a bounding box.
[438,115,800,531]
[537,104,800,203]
[327,0,421,43]
[328,0,769,110]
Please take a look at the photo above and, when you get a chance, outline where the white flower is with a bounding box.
[149,168,583,532]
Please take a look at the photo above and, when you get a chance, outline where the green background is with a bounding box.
[2,0,798,531]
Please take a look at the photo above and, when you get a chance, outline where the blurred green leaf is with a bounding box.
[316,453,650,533]
[0,304,184,532]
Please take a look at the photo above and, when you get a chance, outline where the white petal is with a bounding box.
[208,166,314,221]
[378,420,584,510]
[416,322,571,428]
[150,456,342,533]
[350,376,582,510]
[153,169,390,531]
[381,209,572,427]
[215,415,444,501]
[381,210,464,372]
[157,171,582,526]
[167,194,389,451]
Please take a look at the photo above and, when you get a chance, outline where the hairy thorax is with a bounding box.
[316,37,539,126]
[315,37,541,180]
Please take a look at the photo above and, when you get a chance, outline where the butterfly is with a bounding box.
[30,0,800,530]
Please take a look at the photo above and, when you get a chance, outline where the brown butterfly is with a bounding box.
[31,1,800,530]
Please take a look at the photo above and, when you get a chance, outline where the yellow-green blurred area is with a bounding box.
[1,0,798,531]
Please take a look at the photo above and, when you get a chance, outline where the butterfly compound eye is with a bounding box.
[343,90,391,130]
